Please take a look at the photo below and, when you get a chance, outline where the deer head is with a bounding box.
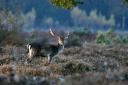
[49,28,70,46]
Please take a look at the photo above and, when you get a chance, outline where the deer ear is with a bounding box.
[49,28,55,37]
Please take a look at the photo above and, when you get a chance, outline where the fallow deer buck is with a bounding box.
[26,29,69,63]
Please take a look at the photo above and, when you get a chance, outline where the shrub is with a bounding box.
[1,30,25,46]
[73,28,91,37]
[65,34,82,47]
[106,28,115,39]
[61,62,91,75]
[65,28,92,47]
[96,31,111,45]
[113,35,128,44]
[95,28,119,45]
[95,28,128,45]
[0,10,25,46]
[0,29,7,44]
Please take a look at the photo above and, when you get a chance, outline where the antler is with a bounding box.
[49,28,55,37]
[65,31,70,39]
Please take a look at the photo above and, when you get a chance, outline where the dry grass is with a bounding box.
[0,44,128,84]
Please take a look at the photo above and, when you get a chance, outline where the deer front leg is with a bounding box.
[47,54,52,63]
[47,51,57,63]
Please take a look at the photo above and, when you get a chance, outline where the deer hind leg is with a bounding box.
[27,48,36,62]
[47,54,52,63]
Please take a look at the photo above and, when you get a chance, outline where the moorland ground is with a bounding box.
[0,44,128,85]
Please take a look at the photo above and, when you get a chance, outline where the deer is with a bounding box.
[26,29,69,63]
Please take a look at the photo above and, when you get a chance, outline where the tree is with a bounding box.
[49,0,128,10]
[124,0,128,4]
[49,0,83,10]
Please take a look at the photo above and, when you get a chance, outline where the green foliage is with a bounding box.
[113,35,128,44]
[96,28,115,45]
[124,0,128,4]
[96,28,128,45]
[49,0,127,10]
[96,31,111,45]
[49,0,83,10]
[106,28,114,39]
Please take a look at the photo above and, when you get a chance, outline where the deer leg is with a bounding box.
[47,54,52,63]
[27,48,35,63]
[48,52,57,63]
